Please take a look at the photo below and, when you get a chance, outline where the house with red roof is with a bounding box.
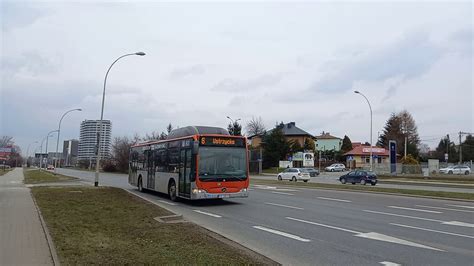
[343,145,389,168]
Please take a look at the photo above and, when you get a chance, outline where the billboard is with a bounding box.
[389,140,397,175]
[303,152,314,167]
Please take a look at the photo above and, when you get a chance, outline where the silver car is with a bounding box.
[325,163,346,172]
[277,168,311,182]
[439,165,471,175]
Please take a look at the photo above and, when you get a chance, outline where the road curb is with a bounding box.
[30,189,61,266]
[123,189,279,265]
[251,181,474,202]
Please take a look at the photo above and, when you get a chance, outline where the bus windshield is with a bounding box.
[198,146,247,181]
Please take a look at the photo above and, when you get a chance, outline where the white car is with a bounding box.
[277,168,310,182]
[440,165,471,175]
[325,163,346,172]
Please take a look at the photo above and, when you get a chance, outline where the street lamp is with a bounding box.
[40,130,58,169]
[54,108,82,171]
[26,141,38,166]
[354,90,373,171]
[226,116,241,124]
[95,52,146,187]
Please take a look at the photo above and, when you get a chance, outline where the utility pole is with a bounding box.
[446,134,449,163]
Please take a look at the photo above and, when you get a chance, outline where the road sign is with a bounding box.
[347,156,353,161]
[389,140,397,175]
[444,153,448,161]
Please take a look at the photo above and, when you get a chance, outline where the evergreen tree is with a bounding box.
[462,134,474,162]
[378,110,420,158]
[434,137,457,163]
[340,135,353,153]
[289,140,303,154]
[303,138,315,151]
[227,121,242,136]
[261,128,291,168]
[166,123,173,134]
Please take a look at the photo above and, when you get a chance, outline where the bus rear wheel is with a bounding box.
[168,181,177,202]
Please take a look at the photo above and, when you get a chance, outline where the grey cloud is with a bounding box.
[1,51,60,77]
[169,65,206,80]
[1,2,50,31]
[309,31,443,93]
[211,73,284,93]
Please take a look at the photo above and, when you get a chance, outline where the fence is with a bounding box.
[357,161,474,176]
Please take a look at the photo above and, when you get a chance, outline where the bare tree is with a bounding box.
[111,136,134,173]
[246,116,266,136]
[144,131,161,141]
[0,136,14,147]
[166,123,173,134]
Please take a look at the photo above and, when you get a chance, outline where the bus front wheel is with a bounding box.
[138,176,144,192]
[168,180,177,202]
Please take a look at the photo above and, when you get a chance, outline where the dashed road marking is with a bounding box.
[193,210,222,218]
[265,202,304,210]
[317,197,351,203]
[380,262,401,266]
[252,225,311,242]
[388,206,442,214]
[415,205,474,213]
[390,223,474,239]
[364,210,474,228]
[446,204,474,209]
[441,221,474,228]
[286,217,443,251]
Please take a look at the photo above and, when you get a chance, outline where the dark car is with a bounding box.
[339,170,377,186]
[301,168,320,177]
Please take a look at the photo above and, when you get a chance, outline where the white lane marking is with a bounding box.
[380,262,401,266]
[286,217,361,234]
[355,232,444,251]
[446,204,474,209]
[415,205,474,213]
[441,221,474,228]
[265,202,304,210]
[158,200,177,206]
[388,206,442,214]
[363,210,444,222]
[317,197,351,203]
[193,210,222,218]
[275,188,298,192]
[254,185,277,189]
[286,217,443,251]
[364,210,474,228]
[271,191,294,196]
[252,226,311,242]
[390,223,474,239]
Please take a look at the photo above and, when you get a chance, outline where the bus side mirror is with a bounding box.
[192,141,199,155]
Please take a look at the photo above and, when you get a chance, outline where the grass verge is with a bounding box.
[251,179,474,201]
[0,168,12,176]
[31,187,267,265]
[23,169,77,184]
[378,175,474,183]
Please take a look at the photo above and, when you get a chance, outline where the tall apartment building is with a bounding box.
[78,120,112,162]
[63,139,79,166]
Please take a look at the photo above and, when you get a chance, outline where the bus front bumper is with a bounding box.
[191,188,249,199]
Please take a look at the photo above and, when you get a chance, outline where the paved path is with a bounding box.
[0,168,53,266]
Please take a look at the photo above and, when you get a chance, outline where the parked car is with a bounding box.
[301,168,320,177]
[47,165,55,170]
[339,170,377,185]
[325,163,346,172]
[439,165,471,175]
[277,168,311,182]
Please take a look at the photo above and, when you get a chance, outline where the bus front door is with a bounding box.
[179,149,191,197]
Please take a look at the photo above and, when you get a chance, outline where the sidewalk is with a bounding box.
[0,168,53,265]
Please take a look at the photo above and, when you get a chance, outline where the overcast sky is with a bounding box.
[1,1,472,155]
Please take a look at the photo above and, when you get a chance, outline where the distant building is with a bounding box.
[248,122,314,148]
[314,132,342,151]
[78,120,112,162]
[343,145,389,167]
[63,139,79,166]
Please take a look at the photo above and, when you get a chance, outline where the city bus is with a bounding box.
[129,126,249,201]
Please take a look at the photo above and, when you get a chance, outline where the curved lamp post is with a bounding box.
[54,108,82,171]
[354,90,373,171]
[40,130,58,169]
[95,52,146,187]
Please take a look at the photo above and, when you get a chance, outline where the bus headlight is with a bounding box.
[240,188,248,193]
[192,189,207,194]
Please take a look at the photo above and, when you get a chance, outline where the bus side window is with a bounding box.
[168,148,179,173]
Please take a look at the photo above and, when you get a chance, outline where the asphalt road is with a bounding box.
[57,168,474,266]
[254,172,474,193]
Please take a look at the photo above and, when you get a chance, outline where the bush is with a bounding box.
[102,159,117,172]
[401,155,422,174]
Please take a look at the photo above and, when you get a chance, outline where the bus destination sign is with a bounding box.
[200,136,245,147]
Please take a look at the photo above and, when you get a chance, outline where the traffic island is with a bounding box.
[252,179,474,201]
[31,187,271,265]
[23,169,78,184]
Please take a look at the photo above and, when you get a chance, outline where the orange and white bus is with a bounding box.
[129,126,249,201]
